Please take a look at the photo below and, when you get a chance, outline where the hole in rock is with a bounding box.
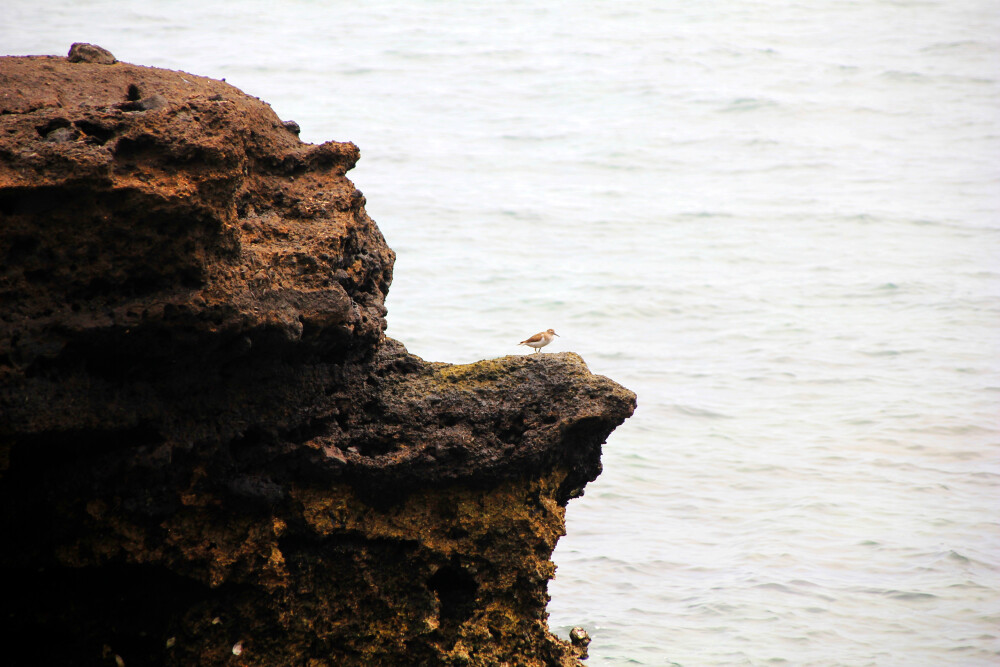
[114,133,158,158]
[34,117,72,137]
[73,119,116,145]
[428,562,478,624]
[349,434,400,457]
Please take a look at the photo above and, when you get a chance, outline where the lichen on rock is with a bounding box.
[0,49,635,666]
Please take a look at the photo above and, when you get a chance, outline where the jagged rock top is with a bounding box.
[0,52,393,375]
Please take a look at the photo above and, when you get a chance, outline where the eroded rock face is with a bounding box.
[1,52,390,377]
[0,51,635,666]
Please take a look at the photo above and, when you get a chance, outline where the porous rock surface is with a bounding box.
[0,48,636,666]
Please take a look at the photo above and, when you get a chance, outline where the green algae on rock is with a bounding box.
[0,50,636,666]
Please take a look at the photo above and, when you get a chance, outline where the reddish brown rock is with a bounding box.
[0,54,391,378]
[0,53,635,667]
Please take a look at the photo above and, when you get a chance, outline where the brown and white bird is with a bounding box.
[519,329,559,353]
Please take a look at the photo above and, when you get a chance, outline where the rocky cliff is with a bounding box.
[0,47,636,667]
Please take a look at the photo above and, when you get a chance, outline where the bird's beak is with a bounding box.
[554,333,560,336]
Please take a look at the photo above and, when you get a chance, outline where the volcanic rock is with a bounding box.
[0,51,635,667]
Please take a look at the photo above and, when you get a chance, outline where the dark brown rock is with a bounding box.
[0,53,635,667]
[67,42,117,65]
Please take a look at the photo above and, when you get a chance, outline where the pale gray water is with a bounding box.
[4,1,999,664]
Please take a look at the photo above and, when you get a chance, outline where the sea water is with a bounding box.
[3,1,999,664]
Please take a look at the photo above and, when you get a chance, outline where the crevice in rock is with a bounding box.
[73,118,117,145]
[428,559,479,626]
[34,116,72,138]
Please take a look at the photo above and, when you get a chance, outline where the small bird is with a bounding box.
[519,329,559,353]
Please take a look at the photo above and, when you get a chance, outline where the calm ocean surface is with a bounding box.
[4,1,999,664]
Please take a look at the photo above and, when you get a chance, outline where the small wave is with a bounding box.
[878,69,928,82]
[500,131,572,142]
[677,210,735,220]
[753,582,794,593]
[719,97,779,113]
[672,404,732,419]
[927,549,1000,571]
[717,161,835,175]
[856,587,939,601]
[920,40,995,54]
[859,348,922,357]
[945,581,996,592]
[886,591,938,601]
[687,601,739,617]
